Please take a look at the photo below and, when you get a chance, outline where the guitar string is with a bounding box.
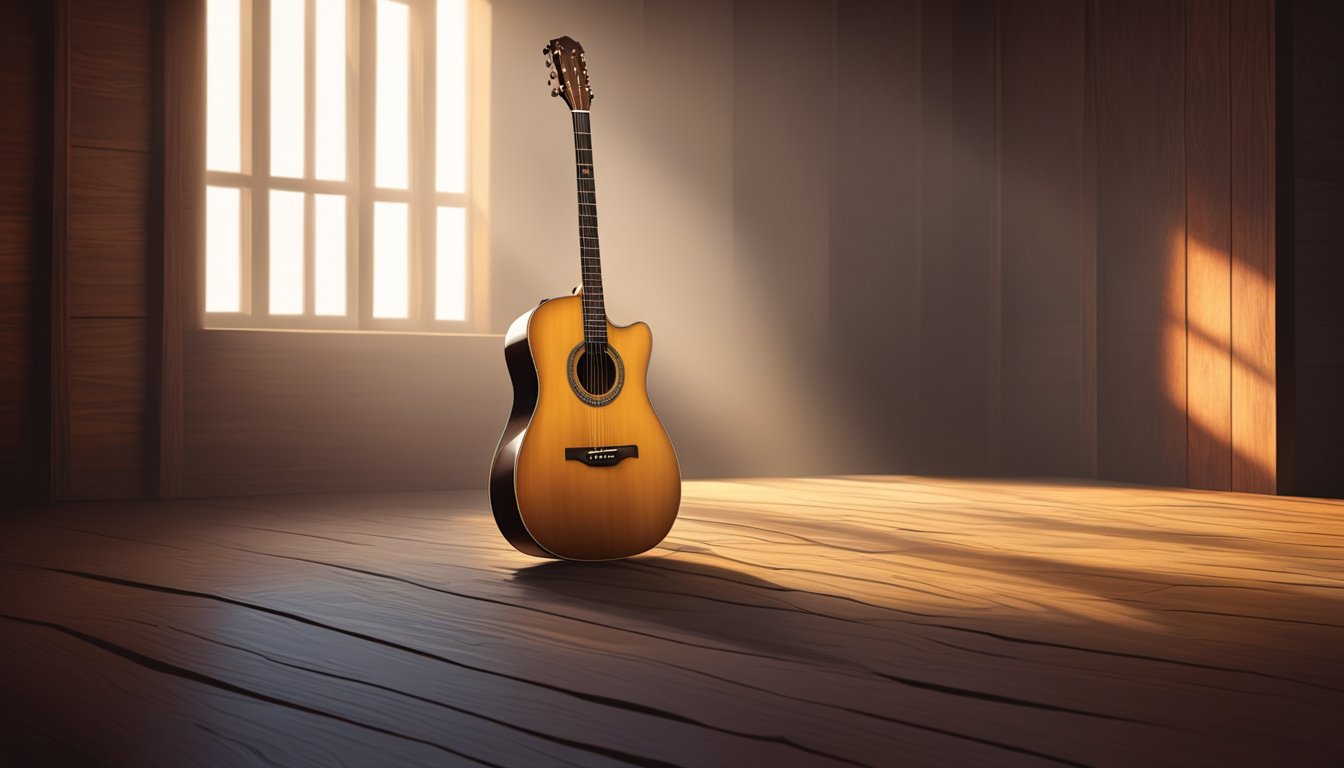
[596,113,608,449]
[584,109,604,448]
[594,111,607,449]
[570,106,587,445]
[574,107,600,447]
[574,108,591,447]
[582,109,602,449]
[587,109,605,449]
[578,108,589,446]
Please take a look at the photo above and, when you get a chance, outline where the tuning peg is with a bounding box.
[545,59,552,68]
[549,71,557,80]
[543,45,550,55]
[550,88,559,97]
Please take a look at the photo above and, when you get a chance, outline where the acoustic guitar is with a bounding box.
[489,36,681,560]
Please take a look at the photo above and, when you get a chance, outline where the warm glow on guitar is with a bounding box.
[488,36,681,561]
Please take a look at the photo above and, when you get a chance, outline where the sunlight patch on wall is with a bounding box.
[1175,232,1276,482]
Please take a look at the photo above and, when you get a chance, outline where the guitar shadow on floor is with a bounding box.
[509,556,883,668]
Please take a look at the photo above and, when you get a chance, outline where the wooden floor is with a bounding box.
[1,476,1342,767]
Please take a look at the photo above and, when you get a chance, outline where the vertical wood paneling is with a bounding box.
[52,0,153,499]
[1080,0,1099,478]
[1096,0,1187,487]
[999,0,1088,476]
[1289,0,1344,499]
[51,0,72,499]
[160,0,203,497]
[825,0,1279,490]
[638,0,736,479]
[1230,0,1276,494]
[66,318,147,498]
[0,0,48,504]
[830,0,921,472]
[731,0,839,475]
[1185,0,1232,490]
[69,0,152,153]
[68,146,149,317]
[918,0,997,474]
[733,0,832,351]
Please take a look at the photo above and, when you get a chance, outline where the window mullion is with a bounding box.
[303,0,316,316]
[345,0,360,323]
[357,0,376,329]
[252,0,271,319]
[467,0,485,330]
[418,0,437,327]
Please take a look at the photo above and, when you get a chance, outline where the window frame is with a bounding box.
[202,0,486,333]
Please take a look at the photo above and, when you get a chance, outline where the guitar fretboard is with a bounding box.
[572,110,606,348]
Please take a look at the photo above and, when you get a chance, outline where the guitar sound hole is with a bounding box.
[576,347,618,396]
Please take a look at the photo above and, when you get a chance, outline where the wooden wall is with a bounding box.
[4,0,1325,502]
[831,0,1280,492]
[1,0,155,506]
[829,1,922,473]
[52,0,155,500]
[0,1,50,506]
[1000,0,1095,478]
[1287,0,1344,498]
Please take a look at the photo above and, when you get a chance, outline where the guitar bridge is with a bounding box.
[564,445,639,467]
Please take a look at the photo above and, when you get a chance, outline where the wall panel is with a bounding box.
[68,146,149,318]
[917,0,998,474]
[183,332,506,496]
[66,318,147,498]
[1184,0,1232,491]
[1095,0,1187,487]
[636,0,738,477]
[730,0,844,476]
[69,0,152,153]
[50,0,153,499]
[1229,0,1276,494]
[0,0,48,505]
[999,0,1089,476]
[830,0,922,472]
[1286,0,1344,498]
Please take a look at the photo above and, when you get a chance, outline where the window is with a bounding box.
[204,0,475,330]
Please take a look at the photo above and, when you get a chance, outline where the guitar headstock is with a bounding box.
[544,36,593,111]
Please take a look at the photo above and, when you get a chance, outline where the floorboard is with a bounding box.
[1,477,1341,767]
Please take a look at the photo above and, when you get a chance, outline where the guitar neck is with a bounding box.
[572,110,606,346]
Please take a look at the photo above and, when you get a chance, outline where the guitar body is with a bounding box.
[490,292,681,560]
